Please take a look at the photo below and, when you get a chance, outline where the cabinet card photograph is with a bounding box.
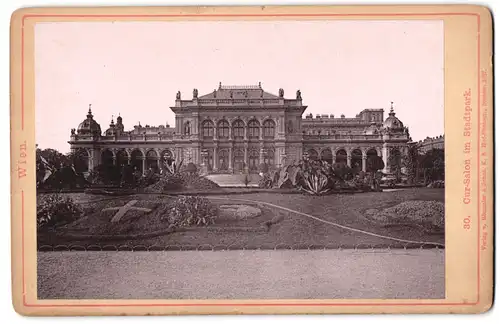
[10,5,493,315]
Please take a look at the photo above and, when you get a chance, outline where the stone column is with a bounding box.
[141,157,146,175]
[362,153,367,172]
[331,147,336,164]
[228,146,233,172]
[259,125,263,140]
[87,150,94,172]
[243,145,248,173]
[259,146,265,164]
[347,151,352,167]
[213,147,218,171]
[382,144,389,173]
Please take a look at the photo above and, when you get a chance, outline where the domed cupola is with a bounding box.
[115,113,124,133]
[383,101,404,131]
[105,116,117,136]
[77,104,102,136]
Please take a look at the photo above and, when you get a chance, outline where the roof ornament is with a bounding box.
[87,104,93,119]
[279,88,284,98]
[296,89,302,100]
[389,101,395,116]
[193,88,198,99]
[219,82,222,89]
[213,89,217,98]
[258,81,262,88]
[176,91,181,100]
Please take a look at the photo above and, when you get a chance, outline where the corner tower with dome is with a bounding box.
[68,83,412,175]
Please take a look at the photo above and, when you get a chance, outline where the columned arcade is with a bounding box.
[69,84,411,175]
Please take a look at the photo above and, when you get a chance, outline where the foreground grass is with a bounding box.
[37,188,444,249]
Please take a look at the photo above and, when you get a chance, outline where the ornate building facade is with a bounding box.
[416,135,445,153]
[69,83,412,175]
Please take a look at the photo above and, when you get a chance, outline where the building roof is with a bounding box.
[198,83,280,100]
[77,105,102,136]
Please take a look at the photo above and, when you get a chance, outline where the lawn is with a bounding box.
[37,188,444,250]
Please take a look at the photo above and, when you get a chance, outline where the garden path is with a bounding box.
[38,249,445,299]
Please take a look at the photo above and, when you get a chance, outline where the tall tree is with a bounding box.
[402,145,419,184]
[421,148,445,182]
[388,148,402,182]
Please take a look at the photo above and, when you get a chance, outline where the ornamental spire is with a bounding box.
[389,101,395,116]
[87,104,93,119]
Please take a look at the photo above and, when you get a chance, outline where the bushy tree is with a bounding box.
[37,194,82,229]
[402,145,419,184]
[421,148,445,183]
[388,148,403,182]
[366,155,385,191]
[366,155,385,173]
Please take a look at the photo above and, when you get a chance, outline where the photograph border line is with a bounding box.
[20,11,481,308]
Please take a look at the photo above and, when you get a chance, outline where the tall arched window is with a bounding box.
[217,120,229,139]
[248,149,259,172]
[263,120,276,138]
[248,120,260,139]
[232,120,244,139]
[218,150,229,171]
[202,120,214,138]
[307,149,319,161]
[233,149,245,171]
[264,148,275,167]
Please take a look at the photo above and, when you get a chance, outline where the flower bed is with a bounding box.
[364,200,444,233]
[144,174,220,193]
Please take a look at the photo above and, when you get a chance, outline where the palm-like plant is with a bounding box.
[298,159,334,195]
[163,158,184,175]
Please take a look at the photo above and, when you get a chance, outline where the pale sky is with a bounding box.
[35,20,443,153]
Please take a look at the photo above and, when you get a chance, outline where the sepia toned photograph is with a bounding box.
[33,18,446,300]
[9,4,494,316]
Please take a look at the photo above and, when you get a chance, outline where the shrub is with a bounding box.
[185,162,198,175]
[138,170,161,188]
[181,174,220,190]
[37,194,82,229]
[258,173,273,188]
[162,196,218,227]
[144,173,183,192]
[259,163,269,174]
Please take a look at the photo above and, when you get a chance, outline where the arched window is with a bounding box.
[116,150,129,167]
[320,149,333,164]
[307,149,319,160]
[264,148,275,167]
[263,120,276,138]
[217,120,229,139]
[248,149,259,172]
[233,149,245,171]
[248,120,260,138]
[146,150,159,172]
[130,149,144,173]
[335,149,348,165]
[202,120,214,138]
[218,149,229,170]
[232,120,244,139]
